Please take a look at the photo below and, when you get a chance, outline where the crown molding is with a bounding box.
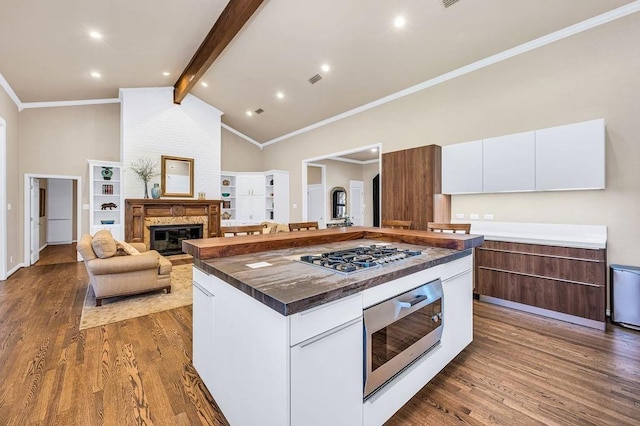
[221,123,262,148]
[262,1,640,147]
[0,72,23,111]
[21,98,120,110]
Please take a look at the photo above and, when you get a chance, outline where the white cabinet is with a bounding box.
[192,271,215,388]
[442,140,483,194]
[236,174,265,196]
[441,119,605,195]
[236,196,265,222]
[535,118,605,191]
[265,170,289,223]
[221,171,289,224]
[88,160,124,240]
[290,318,363,426]
[482,131,535,193]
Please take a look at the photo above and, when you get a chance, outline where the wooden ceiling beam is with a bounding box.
[174,0,265,104]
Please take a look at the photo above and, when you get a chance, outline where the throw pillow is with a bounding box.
[91,229,117,259]
[116,240,141,255]
[262,226,272,234]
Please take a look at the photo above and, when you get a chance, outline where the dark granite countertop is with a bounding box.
[194,238,472,315]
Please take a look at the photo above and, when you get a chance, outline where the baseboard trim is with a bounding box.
[39,243,48,252]
[6,263,25,278]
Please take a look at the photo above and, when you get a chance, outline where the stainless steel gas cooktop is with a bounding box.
[299,245,422,275]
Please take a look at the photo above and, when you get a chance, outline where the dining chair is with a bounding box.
[426,222,471,234]
[381,219,413,230]
[288,221,319,232]
[221,225,266,236]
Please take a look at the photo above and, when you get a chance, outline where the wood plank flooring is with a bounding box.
[0,262,638,425]
[35,243,77,266]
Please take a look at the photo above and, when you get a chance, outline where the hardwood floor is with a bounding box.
[36,243,78,266]
[0,262,638,425]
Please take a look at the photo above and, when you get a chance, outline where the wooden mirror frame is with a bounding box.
[161,155,195,198]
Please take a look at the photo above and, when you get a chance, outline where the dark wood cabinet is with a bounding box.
[475,240,606,328]
[381,145,449,230]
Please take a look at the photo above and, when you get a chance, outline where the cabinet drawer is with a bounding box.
[290,293,362,346]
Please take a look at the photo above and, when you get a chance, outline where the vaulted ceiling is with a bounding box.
[0,0,634,144]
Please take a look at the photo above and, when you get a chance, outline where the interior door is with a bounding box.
[30,178,40,264]
[307,184,324,228]
[47,179,73,244]
[349,180,364,226]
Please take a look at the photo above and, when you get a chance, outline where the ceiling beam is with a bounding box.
[174,0,265,104]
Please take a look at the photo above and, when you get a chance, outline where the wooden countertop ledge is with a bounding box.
[183,226,484,260]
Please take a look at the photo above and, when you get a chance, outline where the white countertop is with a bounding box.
[458,221,607,249]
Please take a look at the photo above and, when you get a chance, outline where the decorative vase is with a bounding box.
[101,167,113,181]
[151,183,161,199]
[144,181,149,199]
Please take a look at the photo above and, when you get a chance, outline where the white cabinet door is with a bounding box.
[193,280,215,389]
[236,175,265,196]
[236,196,265,222]
[535,118,605,191]
[483,131,535,193]
[442,140,483,194]
[290,318,363,426]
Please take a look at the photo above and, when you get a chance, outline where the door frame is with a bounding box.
[302,163,326,225]
[23,173,82,265]
[0,117,6,280]
[301,143,382,228]
[348,180,364,226]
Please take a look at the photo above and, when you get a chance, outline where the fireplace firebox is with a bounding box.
[150,224,203,255]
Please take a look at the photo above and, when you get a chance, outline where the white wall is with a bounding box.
[121,87,222,199]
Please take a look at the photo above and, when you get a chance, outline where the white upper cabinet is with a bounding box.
[441,119,605,195]
[236,175,265,196]
[442,140,483,194]
[482,131,535,193]
[535,118,605,191]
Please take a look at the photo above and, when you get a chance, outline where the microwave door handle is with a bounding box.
[398,294,429,309]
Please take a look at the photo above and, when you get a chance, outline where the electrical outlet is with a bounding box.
[484,214,494,220]
[455,213,465,219]
[7,203,11,211]
[9,256,13,263]
[82,203,90,210]
[470,213,479,220]
[292,204,298,209]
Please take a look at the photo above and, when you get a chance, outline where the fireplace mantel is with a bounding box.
[125,199,222,243]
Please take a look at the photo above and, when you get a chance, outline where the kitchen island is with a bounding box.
[183,227,483,426]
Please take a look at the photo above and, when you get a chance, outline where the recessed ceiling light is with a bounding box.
[89,30,103,40]
[393,16,406,28]
[276,92,284,99]
[90,71,101,78]
[162,71,170,76]
[246,110,253,117]
[201,82,208,87]
[371,148,378,152]
[321,64,331,72]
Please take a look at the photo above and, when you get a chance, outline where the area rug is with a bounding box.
[79,264,192,330]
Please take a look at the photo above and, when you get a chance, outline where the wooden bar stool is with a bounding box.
[426,222,471,234]
[381,220,413,230]
[221,225,266,236]
[288,221,319,231]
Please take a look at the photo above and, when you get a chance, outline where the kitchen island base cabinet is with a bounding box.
[363,268,473,426]
[192,267,362,426]
[291,318,363,426]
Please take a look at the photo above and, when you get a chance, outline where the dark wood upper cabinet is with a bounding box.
[381,145,448,231]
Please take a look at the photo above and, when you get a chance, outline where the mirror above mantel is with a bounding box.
[161,155,194,198]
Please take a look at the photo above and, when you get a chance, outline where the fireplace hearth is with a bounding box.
[150,224,203,256]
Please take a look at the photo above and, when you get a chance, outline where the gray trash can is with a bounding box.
[610,264,640,330]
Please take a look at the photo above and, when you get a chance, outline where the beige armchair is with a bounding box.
[77,230,172,306]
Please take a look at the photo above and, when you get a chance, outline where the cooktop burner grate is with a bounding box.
[299,245,422,275]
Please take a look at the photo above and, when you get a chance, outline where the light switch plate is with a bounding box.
[455,213,465,219]
[484,214,494,220]
[470,213,479,220]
